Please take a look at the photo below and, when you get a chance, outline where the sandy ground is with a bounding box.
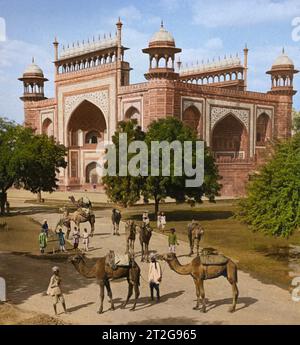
[2,201,300,325]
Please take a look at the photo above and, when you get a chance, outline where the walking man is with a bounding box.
[82,228,90,252]
[56,228,66,252]
[72,227,80,250]
[187,219,196,255]
[47,266,68,316]
[148,254,162,303]
[39,229,47,254]
[112,209,121,236]
[168,228,179,253]
[42,219,49,238]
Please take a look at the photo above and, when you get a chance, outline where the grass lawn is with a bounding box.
[0,215,72,254]
[122,201,300,290]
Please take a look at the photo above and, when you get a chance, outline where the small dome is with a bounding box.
[272,49,294,68]
[23,59,44,77]
[149,22,175,47]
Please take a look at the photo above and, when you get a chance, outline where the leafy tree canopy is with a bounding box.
[0,117,67,214]
[238,133,300,237]
[103,117,221,215]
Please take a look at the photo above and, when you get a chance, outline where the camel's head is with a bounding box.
[161,253,177,261]
[105,250,118,271]
[69,254,85,265]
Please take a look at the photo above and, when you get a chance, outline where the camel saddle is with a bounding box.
[199,254,228,266]
[114,253,131,267]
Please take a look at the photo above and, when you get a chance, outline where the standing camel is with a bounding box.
[70,251,140,314]
[58,207,95,237]
[137,223,153,262]
[125,220,137,255]
[189,223,204,256]
[160,252,239,313]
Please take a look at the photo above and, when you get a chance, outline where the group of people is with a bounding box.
[38,219,92,254]
[72,227,91,252]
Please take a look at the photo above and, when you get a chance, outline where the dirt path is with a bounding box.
[1,206,300,325]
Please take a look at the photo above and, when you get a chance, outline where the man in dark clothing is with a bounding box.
[187,220,196,255]
[112,209,121,236]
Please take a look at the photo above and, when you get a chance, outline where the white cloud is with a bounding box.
[0,39,53,122]
[204,37,223,50]
[117,5,142,23]
[192,0,300,27]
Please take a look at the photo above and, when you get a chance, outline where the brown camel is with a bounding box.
[188,223,204,256]
[70,251,141,314]
[160,252,239,313]
[125,220,137,255]
[137,223,153,262]
[59,207,95,237]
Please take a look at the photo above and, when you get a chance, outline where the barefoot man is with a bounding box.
[47,266,69,316]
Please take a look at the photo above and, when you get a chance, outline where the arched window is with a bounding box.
[85,131,101,144]
[182,105,203,139]
[256,114,271,146]
[42,118,53,137]
[124,106,141,125]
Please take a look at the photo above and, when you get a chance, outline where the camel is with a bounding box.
[188,223,204,256]
[58,207,95,237]
[137,223,153,262]
[70,251,141,314]
[160,252,239,313]
[125,220,137,255]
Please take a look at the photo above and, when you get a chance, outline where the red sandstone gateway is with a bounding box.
[19,20,298,197]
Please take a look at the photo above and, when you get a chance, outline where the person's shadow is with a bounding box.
[65,301,95,313]
[116,290,185,312]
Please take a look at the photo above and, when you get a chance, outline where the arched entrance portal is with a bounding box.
[85,162,102,184]
[182,106,203,138]
[68,100,107,147]
[67,100,107,187]
[212,114,248,160]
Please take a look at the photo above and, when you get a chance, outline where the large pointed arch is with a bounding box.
[67,100,107,146]
[212,114,248,160]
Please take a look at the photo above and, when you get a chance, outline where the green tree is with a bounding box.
[103,117,221,215]
[102,120,145,207]
[0,117,67,214]
[143,117,220,215]
[14,134,67,202]
[0,118,31,214]
[292,108,300,133]
[238,133,300,237]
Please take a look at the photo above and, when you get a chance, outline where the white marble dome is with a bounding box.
[23,60,44,77]
[149,23,175,46]
[272,50,294,67]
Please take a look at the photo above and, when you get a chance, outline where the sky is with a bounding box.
[0,0,300,123]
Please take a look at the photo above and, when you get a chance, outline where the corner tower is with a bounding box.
[19,58,48,101]
[142,22,181,80]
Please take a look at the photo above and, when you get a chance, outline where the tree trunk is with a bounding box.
[37,191,42,203]
[0,191,7,216]
[154,197,160,218]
